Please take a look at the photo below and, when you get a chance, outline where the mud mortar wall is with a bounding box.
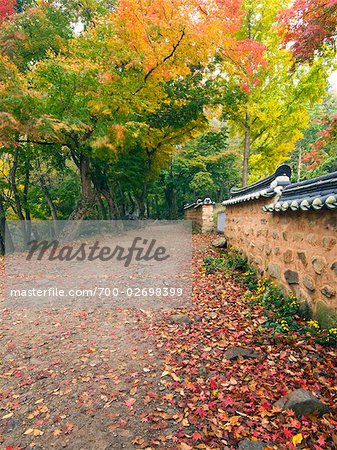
[225,198,337,328]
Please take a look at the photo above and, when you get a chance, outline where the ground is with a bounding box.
[0,235,336,450]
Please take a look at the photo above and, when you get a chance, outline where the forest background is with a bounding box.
[0,0,336,252]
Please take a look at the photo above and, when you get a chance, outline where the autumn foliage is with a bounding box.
[0,0,335,220]
[0,0,16,23]
[280,0,337,61]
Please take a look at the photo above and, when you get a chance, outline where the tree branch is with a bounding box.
[17,139,62,146]
[133,30,186,95]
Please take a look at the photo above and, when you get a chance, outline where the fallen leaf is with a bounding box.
[292,433,303,446]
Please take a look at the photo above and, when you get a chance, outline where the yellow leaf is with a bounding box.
[181,418,189,427]
[229,415,241,426]
[2,412,13,419]
[177,444,193,450]
[292,433,303,446]
[170,372,180,382]
[32,428,43,437]
[24,428,34,435]
[24,428,43,436]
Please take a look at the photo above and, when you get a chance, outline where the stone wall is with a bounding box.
[184,204,214,234]
[225,198,337,328]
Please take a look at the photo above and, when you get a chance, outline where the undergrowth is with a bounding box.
[203,250,337,347]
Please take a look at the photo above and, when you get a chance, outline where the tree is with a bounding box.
[0,4,73,72]
[280,0,337,62]
[0,0,16,24]
[155,125,240,218]
[7,0,259,220]
[218,0,330,185]
[289,91,337,179]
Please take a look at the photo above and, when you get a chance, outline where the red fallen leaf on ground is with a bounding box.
[125,398,136,408]
[283,428,293,439]
[63,422,74,434]
[192,432,203,441]
[209,379,217,389]
[316,435,326,446]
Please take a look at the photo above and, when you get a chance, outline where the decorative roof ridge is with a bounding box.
[229,164,292,198]
[184,197,215,210]
[281,170,337,196]
[263,170,337,213]
[222,165,292,206]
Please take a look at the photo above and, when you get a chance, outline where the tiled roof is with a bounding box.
[222,165,292,206]
[184,197,215,210]
[263,170,337,212]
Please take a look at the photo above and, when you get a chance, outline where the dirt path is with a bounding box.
[1,235,336,449]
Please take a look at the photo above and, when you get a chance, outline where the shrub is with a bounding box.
[203,256,226,275]
[225,251,336,347]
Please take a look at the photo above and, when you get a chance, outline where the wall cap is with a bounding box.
[222,165,291,206]
[264,170,337,213]
[184,197,215,210]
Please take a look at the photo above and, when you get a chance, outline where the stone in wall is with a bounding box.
[324,216,337,231]
[312,257,327,275]
[272,230,279,239]
[257,241,264,251]
[323,236,336,250]
[293,233,302,242]
[303,276,315,292]
[306,234,317,245]
[285,270,299,285]
[283,250,293,264]
[268,263,281,279]
[321,286,336,299]
[331,262,337,277]
[297,251,308,267]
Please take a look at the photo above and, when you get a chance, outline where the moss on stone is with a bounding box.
[298,300,312,321]
[316,301,337,329]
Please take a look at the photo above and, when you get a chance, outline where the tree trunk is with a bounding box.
[0,195,14,254]
[10,148,29,243]
[10,148,25,221]
[218,179,226,202]
[121,191,126,218]
[39,175,58,222]
[68,155,96,221]
[101,188,119,220]
[127,192,136,216]
[297,147,302,182]
[137,182,147,219]
[154,194,160,219]
[98,195,108,220]
[23,157,32,240]
[242,111,250,187]
[146,196,151,219]
[0,195,6,255]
